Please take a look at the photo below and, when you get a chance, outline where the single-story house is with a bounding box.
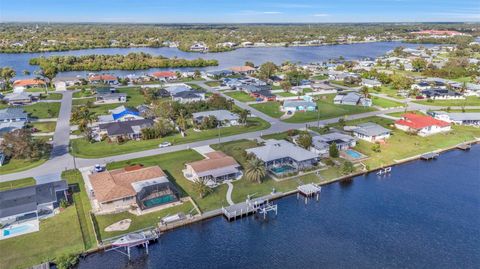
[165,84,192,96]
[0,121,26,137]
[97,106,144,123]
[281,97,317,112]
[12,79,46,92]
[307,132,357,156]
[183,151,242,186]
[3,92,37,105]
[334,92,372,107]
[420,89,464,100]
[192,110,241,126]
[206,70,234,78]
[361,79,381,88]
[251,89,276,101]
[395,113,451,136]
[152,71,177,81]
[190,42,209,52]
[0,180,68,226]
[98,118,154,141]
[239,84,271,94]
[88,74,118,85]
[428,111,480,127]
[0,107,28,122]
[95,92,127,104]
[411,82,431,91]
[89,165,179,213]
[229,66,256,75]
[246,139,319,175]
[172,90,205,103]
[351,122,391,142]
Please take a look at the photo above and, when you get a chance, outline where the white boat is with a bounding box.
[376,167,392,176]
[111,233,147,247]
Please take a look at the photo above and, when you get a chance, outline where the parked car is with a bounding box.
[94,164,105,173]
[159,142,172,148]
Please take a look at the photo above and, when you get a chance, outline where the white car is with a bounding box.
[159,142,172,148]
[94,164,105,173]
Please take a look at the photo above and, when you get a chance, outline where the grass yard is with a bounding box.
[72,89,94,98]
[412,96,480,106]
[0,207,84,269]
[93,202,195,241]
[225,91,256,102]
[310,74,328,80]
[371,96,404,108]
[205,81,221,87]
[283,94,377,123]
[30,121,57,133]
[23,102,61,119]
[106,150,229,212]
[0,158,48,175]
[373,86,406,99]
[0,177,35,191]
[250,102,284,118]
[72,87,146,115]
[276,91,297,97]
[71,117,269,158]
[42,93,63,100]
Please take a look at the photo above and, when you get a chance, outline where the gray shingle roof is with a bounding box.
[246,139,318,163]
[192,110,240,122]
[353,122,391,137]
[0,107,28,121]
[99,119,154,136]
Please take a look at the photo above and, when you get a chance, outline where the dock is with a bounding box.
[222,193,279,221]
[420,152,439,160]
[103,227,160,260]
[457,143,472,151]
[297,183,321,204]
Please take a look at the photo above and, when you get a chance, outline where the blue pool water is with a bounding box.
[78,146,480,269]
[143,195,176,208]
[3,224,31,236]
[345,149,363,159]
[270,165,295,174]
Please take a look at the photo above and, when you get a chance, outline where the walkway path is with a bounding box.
[226,181,234,206]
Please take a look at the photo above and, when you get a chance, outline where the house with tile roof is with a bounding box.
[88,74,118,85]
[152,71,177,81]
[88,165,179,213]
[229,66,256,75]
[12,79,46,92]
[395,113,451,136]
[183,151,242,186]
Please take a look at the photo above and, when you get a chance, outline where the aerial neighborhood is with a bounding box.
[0,22,479,269]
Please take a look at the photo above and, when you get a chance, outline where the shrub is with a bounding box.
[55,254,79,269]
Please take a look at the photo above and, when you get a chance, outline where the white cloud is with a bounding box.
[313,13,329,17]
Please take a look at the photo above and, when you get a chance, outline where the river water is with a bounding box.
[0,42,435,79]
[78,145,480,269]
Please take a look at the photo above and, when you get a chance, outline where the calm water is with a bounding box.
[0,42,435,79]
[78,146,480,269]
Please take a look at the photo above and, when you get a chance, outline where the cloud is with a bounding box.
[313,13,330,17]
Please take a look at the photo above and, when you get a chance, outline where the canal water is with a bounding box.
[0,41,436,79]
[78,145,480,269]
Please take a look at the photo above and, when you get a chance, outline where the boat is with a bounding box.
[111,233,148,247]
[376,167,392,176]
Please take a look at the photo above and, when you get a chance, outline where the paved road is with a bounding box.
[0,82,477,182]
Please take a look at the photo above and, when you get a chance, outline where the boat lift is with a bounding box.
[104,229,159,260]
[297,183,322,204]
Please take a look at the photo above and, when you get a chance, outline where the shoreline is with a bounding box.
[84,139,479,256]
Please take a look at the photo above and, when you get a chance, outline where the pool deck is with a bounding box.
[0,219,39,240]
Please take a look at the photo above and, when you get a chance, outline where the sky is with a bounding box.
[0,0,479,23]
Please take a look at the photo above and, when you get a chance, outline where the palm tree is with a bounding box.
[245,158,266,183]
[239,109,250,124]
[359,86,370,99]
[71,106,95,132]
[193,178,212,198]
[176,110,188,131]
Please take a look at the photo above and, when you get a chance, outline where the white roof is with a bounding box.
[192,110,239,122]
[246,139,318,163]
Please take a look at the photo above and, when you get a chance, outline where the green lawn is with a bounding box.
[413,96,480,106]
[225,91,256,102]
[373,86,406,99]
[23,102,61,119]
[42,93,63,100]
[30,121,57,133]
[205,81,221,87]
[310,74,328,80]
[0,158,48,175]
[0,177,35,191]
[0,207,84,269]
[106,150,229,212]
[451,77,473,83]
[276,91,297,97]
[93,202,195,241]
[250,102,284,118]
[25,87,49,93]
[71,117,269,158]
[371,96,403,108]
[72,90,94,98]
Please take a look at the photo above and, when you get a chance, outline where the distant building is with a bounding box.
[88,74,118,85]
[351,122,391,142]
[281,97,317,112]
[97,106,144,123]
[183,151,242,186]
[361,79,381,88]
[395,113,451,136]
[305,132,357,156]
[420,89,464,100]
[95,92,127,104]
[98,119,154,141]
[152,71,177,81]
[12,79,46,92]
[428,111,480,127]
[190,42,209,52]
[229,66,256,75]
[192,110,241,127]
[172,90,205,103]
[334,92,372,107]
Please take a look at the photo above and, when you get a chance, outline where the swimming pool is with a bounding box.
[270,165,296,174]
[344,149,363,159]
[2,223,34,237]
[143,195,176,208]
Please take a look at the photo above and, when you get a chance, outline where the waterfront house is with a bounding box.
[361,79,381,88]
[152,71,177,81]
[12,79,46,92]
[172,90,205,103]
[165,84,192,95]
[192,110,241,127]
[229,66,256,75]
[246,139,319,176]
[88,165,179,213]
[206,70,234,79]
[0,180,68,226]
[281,97,317,113]
[88,74,118,85]
[334,92,372,107]
[190,42,208,52]
[428,111,480,126]
[420,89,464,100]
[98,118,154,141]
[395,113,451,136]
[306,132,357,156]
[351,122,391,142]
[183,151,242,186]
[97,106,144,123]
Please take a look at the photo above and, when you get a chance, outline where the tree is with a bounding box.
[0,129,50,160]
[286,68,307,86]
[23,70,31,76]
[71,106,95,132]
[245,158,266,183]
[258,62,277,80]
[329,142,339,158]
[38,63,58,87]
[238,109,250,124]
[359,86,370,98]
[192,178,212,198]
[55,254,79,269]
[297,133,312,149]
[194,70,201,79]
[280,81,292,92]
[390,74,412,90]
[338,118,346,128]
[412,58,427,72]
[0,67,16,90]
[372,142,381,153]
[341,161,355,175]
[244,61,255,68]
[176,110,188,131]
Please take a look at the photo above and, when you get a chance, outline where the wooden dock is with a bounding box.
[297,183,321,204]
[222,193,280,221]
[457,143,472,151]
[420,152,439,160]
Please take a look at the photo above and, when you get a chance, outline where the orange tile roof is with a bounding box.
[395,113,450,129]
[89,166,166,203]
[13,79,46,87]
[229,66,256,72]
[152,71,176,78]
[89,74,117,81]
[187,151,239,173]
